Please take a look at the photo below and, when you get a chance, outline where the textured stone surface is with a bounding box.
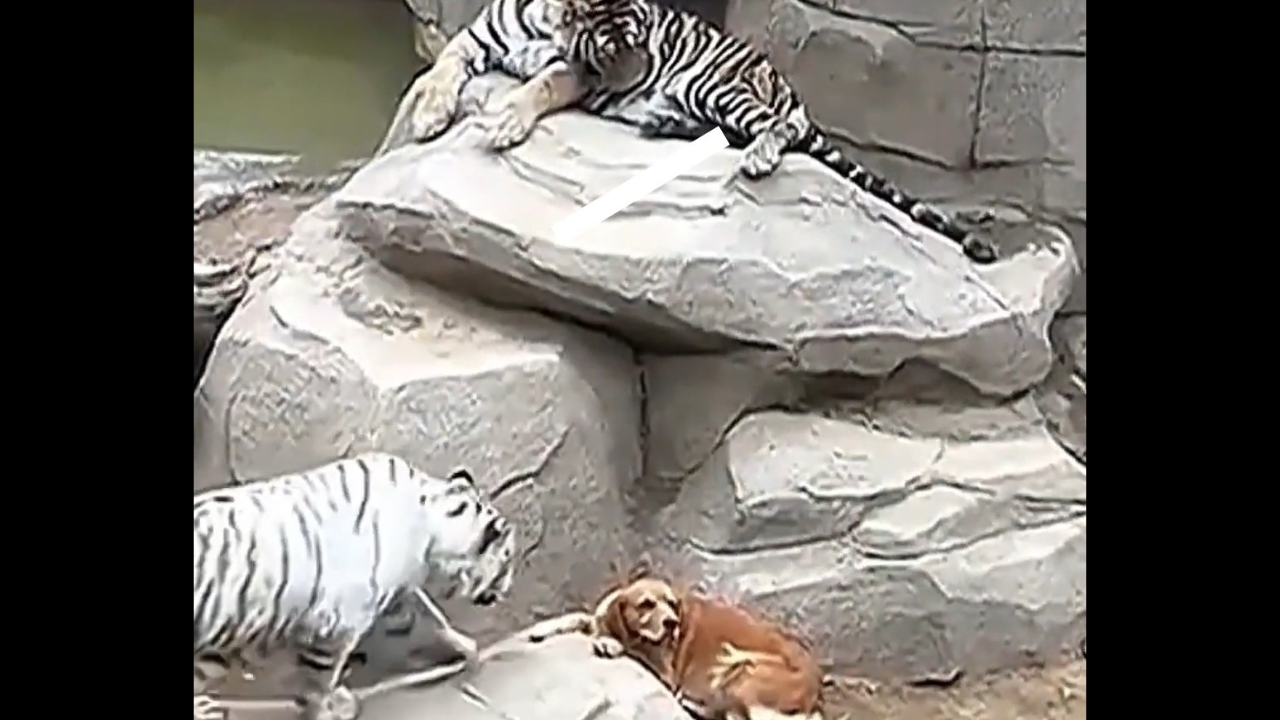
[194,260,248,386]
[977,53,1085,216]
[725,0,1086,313]
[360,635,682,720]
[636,350,1085,680]
[193,201,643,651]
[1055,315,1085,378]
[223,634,684,720]
[1035,314,1085,462]
[345,75,1075,397]
[651,401,1085,681]
[194,149,300,221]
[985,0,1087,52]
[193,150,355,386]
[761,0,981,167]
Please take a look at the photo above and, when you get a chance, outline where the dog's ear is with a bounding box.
[448,468,476,486]
[627,556,655,582]
[600,591,632,644]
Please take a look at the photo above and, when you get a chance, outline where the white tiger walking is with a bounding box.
[193,452,518,720]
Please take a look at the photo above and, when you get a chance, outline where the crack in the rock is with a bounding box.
[684,508,1083,562]
[671,441,944,554]
[637,354,651,475]
[676,438,1085,559]
[968,6,988,171]
[490,427,568,500]
[823,124,1063,174]
[472,420,566,568]
[848,508,1086,561]
[656,396,798,483]
[267,303,336,350]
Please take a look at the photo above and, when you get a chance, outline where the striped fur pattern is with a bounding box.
[396,0,996,263]
[545,0,996,263]
[193,453,517,720]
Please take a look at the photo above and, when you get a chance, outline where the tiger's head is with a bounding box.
[417,468,518,607]
[542,0,637,70]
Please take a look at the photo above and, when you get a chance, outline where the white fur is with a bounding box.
[193,453,516,718]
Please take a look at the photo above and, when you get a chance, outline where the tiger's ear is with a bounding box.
[449,469,476,485]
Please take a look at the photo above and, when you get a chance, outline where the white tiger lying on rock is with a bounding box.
[193,453,519,720]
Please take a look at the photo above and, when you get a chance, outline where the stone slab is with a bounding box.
[654,406,1085,680]
[345,75,1075,397]
[977,53,1086,216]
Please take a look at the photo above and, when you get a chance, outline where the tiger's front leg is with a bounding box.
[409,587,480,668]
[410,33,483,143]
[194,655,230,720]
[377,32,485,154]
[737,107,809,179]
[477,60,590,151]
[706,86,809,179]
[294,631,370,720]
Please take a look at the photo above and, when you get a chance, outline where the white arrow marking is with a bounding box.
[553,127,728,242]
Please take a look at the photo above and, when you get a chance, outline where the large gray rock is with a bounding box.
[340,75,1076,397]
[640,354,1085,681]
[193,200,644,652]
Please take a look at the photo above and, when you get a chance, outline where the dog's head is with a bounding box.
[601,576,683,646]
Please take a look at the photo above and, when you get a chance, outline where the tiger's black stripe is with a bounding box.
[440,0,997,263]
[560,0,996,262]
[193,452,520,718]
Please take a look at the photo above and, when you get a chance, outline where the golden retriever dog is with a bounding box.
[521,570,824,720]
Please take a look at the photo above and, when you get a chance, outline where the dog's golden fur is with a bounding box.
[524,567,823,720]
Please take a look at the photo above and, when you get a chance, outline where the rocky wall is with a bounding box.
[194,72,1085,700]
[722,0,1087,412]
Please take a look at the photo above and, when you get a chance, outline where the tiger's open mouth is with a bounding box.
[475,590,499,606]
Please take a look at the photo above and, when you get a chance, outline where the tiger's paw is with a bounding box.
[738,134,785,179]
[961,235,998,264]
[591,636,626,658]
[301,687,361,720]
[408,73,462,144]
[477,100,537,151]
[193,694,223,720]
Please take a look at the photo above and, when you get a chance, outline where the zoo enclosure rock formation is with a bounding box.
[397,0,1088,469]
[196,70,1084,688]
[719,0,1088,463]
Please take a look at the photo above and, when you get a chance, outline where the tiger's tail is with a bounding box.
[799,127,997,264]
